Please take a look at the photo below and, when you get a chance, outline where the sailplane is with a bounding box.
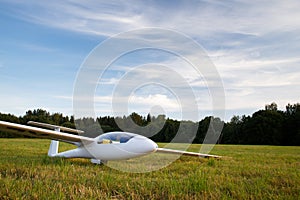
[0,120,220,164]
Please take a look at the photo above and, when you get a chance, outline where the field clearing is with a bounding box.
[0,139,299,199]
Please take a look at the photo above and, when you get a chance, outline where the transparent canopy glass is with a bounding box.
[97,132,136,144]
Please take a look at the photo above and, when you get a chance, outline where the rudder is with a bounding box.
[48,140,59,157]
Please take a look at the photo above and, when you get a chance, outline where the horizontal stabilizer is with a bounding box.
[28,121,84,134]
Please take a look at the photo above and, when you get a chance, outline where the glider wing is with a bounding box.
[156,148,221,158]
[0,120,94,143]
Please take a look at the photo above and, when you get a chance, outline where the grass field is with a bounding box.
[0,139,299,199]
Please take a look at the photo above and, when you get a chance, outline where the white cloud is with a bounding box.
[128,94,180,112]
[133,93,177,107]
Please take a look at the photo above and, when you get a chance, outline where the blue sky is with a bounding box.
[0,0,299,121]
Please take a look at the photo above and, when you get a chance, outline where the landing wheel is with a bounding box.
[90,159,107,165]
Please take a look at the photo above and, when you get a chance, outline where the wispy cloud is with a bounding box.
[20,43,59,53]
[4,1,299,37]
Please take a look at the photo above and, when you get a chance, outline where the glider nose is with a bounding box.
[130,136,158,154]
[146,138,158,153]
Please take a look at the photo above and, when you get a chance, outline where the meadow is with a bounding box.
[0,139,299,199]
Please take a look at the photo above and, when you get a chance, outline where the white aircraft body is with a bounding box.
[0,120,220,164]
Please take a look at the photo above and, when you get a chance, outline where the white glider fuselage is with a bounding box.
[53,132,158,161]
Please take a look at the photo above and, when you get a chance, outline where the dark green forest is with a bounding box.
[0,102,299,146]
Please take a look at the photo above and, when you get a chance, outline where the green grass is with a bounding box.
[0,139,299,199]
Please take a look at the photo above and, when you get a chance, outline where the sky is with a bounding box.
[0,0,299,121]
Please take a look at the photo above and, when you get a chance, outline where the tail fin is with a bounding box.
[48,140,59,157]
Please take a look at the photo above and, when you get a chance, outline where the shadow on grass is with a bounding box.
[41,156,103,167]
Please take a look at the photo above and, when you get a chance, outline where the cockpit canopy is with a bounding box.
[97,132,136,144]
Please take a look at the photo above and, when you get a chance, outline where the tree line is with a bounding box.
[0,102,299,146]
